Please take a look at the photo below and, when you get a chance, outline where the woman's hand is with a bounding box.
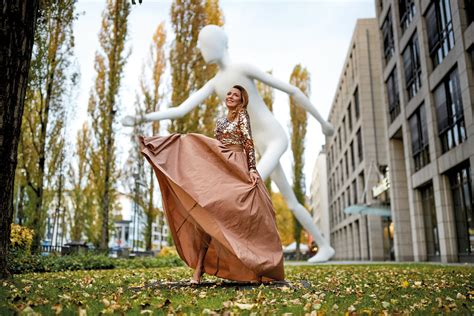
[250,171,260,186]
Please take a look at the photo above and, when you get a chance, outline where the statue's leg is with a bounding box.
[270,162,335,263]
[255,138,288,181]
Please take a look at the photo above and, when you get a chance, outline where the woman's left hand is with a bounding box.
[250,171,260,186]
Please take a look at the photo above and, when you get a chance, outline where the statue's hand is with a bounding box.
[121,115,140,127]
[322,122,335,137]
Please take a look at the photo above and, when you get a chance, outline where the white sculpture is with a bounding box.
[123,25,335,262]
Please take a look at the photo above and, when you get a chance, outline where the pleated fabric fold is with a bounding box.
[139,133,285,282]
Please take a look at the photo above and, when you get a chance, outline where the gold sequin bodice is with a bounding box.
[214,109,257,172]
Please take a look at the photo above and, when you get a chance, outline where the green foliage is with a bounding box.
[289,64,310,252]
[168,0,224,135]
[7,253,183,275]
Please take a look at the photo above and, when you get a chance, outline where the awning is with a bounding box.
[344,204,392,217]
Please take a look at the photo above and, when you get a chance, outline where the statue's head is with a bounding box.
[198,25,228,64]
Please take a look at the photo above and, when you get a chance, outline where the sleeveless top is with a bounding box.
[214,108,257,172]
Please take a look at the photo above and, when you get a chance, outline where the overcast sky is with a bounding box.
[71,0,376,216]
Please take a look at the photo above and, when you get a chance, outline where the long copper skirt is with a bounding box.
[139,133,285,282]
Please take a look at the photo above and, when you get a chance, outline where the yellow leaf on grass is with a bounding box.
[235,303,255,310]
[401,280,409,288]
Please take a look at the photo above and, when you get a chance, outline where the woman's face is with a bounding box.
[225,88,242,108]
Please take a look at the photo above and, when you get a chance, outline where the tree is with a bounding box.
[88,0,131,250]
[0,0,40,278]
[272,192,294,246]
[14,0,77,252]
[168,0,224,135]
[289,64,310,260]
[139,23,166,251]
[256,70,274,194]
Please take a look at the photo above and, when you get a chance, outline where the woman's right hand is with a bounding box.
[121,115,140,127]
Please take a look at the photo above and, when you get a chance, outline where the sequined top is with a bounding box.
[214,109,257,173]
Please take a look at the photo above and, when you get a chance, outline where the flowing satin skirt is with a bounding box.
[139,133,285,282]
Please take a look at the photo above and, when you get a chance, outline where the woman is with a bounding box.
[139,85,284,284]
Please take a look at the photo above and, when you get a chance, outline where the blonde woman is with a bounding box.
[139,85,284,284]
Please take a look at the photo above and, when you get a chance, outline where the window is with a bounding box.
[386,68,400,122]
[382,10,395,63]
[465,0,474,25]
[354,88,360,119]
[399,0,416,33]
[409,103,430,171]
[340,160,344,183]
[357,129,363,164]
[338,128,342,150]
[403,33,422,100]
[346,187,351,207]
[342,117,347,143]
[348,103,353,131]
[420,183,440,260]
[345,151,349,178]
[448,163,474,260]
[426,0,454,68]
[359,171,365,203]
[350,141,355,171]
[352,180,358,204]
[434,68,467,153]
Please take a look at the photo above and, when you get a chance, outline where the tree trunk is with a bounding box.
[0,0,40,279]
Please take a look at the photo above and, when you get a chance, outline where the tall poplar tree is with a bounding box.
[88,0,131,250]
[0,0,40,278]
[124,22,167,251]
[168,0,224,135]
[289,64,310,259]
[16,0,77,251]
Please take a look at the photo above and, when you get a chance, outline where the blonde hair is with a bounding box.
[233,85,249,109]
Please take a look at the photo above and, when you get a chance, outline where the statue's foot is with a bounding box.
[307,245,335,263]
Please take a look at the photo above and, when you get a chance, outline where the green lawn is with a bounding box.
[1,263,473,315]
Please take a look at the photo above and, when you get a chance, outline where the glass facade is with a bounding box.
[426,0,454,68]
[448,163,474,261]
[386,68,400,122]
[420,183,440,261]
[399,0,416,33]
[434,67,467,153]
[403,33,422,100]
[409,103,430,171]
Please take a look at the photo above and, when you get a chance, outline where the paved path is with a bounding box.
[284,260,474,267]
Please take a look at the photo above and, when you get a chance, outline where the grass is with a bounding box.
[0,263,473,315]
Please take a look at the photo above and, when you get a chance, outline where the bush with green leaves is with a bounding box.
[7,253,183,274]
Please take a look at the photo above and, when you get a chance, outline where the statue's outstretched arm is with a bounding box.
[242,64,334,136]
[122,79,215,126]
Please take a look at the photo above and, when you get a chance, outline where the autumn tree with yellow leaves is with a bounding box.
[15,0,77,251]
[289,64,310,259]
[168,0,224,135]
[88,0,131,250]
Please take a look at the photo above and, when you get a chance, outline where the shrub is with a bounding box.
[9,224,34,255]
[7,252,183,274]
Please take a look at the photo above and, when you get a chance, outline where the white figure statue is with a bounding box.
[123,25,336,263]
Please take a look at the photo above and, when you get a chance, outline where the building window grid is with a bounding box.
[352,180,358,204]
[399,0,416,33]
[403,33,422,100]
[409,103,430,171]
[382,10,395,63]
[426,0,454,68]
[387,68,400,122]
[342,117,347,144]
[435,68,467,153]
[345,151,349,178]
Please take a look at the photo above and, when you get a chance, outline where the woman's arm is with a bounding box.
[238,109,257,173]
[122,79,215,126]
